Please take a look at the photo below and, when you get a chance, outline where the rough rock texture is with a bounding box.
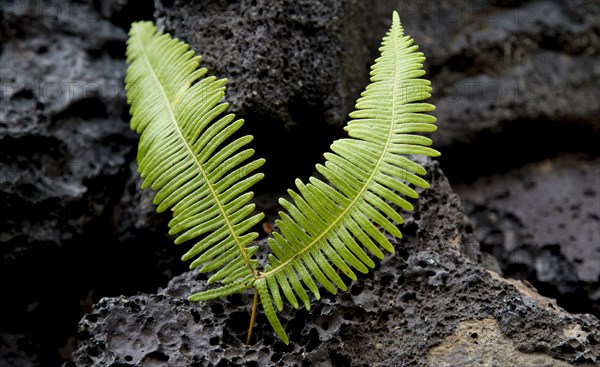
[378,0,600,179]
[2,0,599,366]
[1,0,130,361]
[154,0,389,189]
[427,318,574,367]
[156,0,600,180]
[409,1,600,144]
[0,0,130,259]
[454,154,600,316]
[0,1,174,366]
[153,1,600,326]
[155,0,373,128]
[72,161,600,366]
[0,333,41,367]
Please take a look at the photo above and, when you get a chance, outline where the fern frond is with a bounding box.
[256,11,440,342]
[125,22,264,298]
[126,11,438,345]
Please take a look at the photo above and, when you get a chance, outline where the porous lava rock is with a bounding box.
[2,0,599,365]
[154,0,378,128]
[155,0,600,178]
[0,0,130,260]
[381,0,600,175]
[72,160,600,366]
[0,1,173,365]
[153,0,392,189]
[1,0,132,363]
[454,154,600,316]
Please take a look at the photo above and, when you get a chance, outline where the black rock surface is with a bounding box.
[384,0,600,178]
[0,0,129,260]
[455,154,600,316]
[72,160,600,366]
[156,0,600,181]
[1,1,132,363]
[153,0,392,191]
[2,0,599,365]
[0,1,175,366]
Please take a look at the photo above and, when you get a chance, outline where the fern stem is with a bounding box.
[135,33,258,279]
[246,286,259,345]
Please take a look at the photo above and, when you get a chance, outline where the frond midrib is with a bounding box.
[257,22,402,281]
[135,33,256,278]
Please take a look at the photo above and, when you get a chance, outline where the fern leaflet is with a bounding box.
[255,11,439,342]
[125,22,264,299]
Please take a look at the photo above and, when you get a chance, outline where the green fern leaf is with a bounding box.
[255,10,440,342]
[125,10,438,345]
[125,22,264,298]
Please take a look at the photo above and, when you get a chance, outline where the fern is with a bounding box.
[125,11,439,345]
[125,22,264,298]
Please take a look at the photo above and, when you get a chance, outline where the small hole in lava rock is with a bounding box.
[397,247,410,260]
[350,283,362,296]
[401,292,416,302]
[145,351,169,362]
[379,274,394,287]
[222,328,237,345]
[190,309,201,323]
[226,311,250,333]
[271,353,282,363]
[262,334,274,346]
[403,221,419,236]
[226,293,243,304]
[397,274,405,285]
[273,340,293,353]
[89,346,100,357]
[305,328,321,352]
[210,303,224,315]
[86,314,98,323]
[330,350,351,367]
[380,310,394,322]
